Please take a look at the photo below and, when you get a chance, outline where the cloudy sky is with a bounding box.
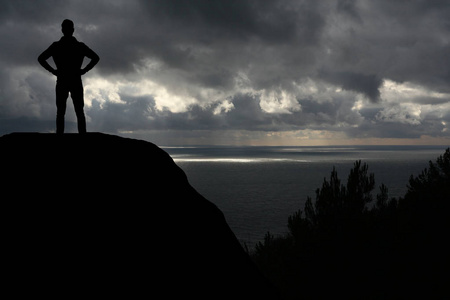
[1,0,450,145]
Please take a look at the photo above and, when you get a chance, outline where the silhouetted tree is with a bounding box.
[303,160,376,237]
[254,160,386,299]
[252,149,450,299]
[394,148,449,299]
[404,147,450,204]
[395,148,449,241]
[375,183,389,209]
[346,160,375,213]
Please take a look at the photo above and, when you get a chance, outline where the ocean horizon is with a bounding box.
[163,145,448,248]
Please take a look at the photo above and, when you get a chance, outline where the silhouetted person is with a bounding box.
[38,19,99,134]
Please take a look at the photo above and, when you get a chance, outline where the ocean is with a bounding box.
[163,145,448,248]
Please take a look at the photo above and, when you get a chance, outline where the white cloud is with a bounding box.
[213,100,234,115]
[351,99,365,112]
[381,79,450,104]
[375,79,450,127]
[84,78,123,107]
[259,89,301,114]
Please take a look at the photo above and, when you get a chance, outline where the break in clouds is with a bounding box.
[1,0,450,144]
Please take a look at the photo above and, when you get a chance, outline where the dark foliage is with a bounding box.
[252,149,449,299]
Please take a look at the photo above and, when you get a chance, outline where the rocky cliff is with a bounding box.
[1,132,280,298]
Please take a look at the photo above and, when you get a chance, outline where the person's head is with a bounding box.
[61,19,74,37]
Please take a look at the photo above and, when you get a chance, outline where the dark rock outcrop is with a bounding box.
[1,132,280,298]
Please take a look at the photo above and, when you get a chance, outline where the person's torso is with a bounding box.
[52,37,86,79]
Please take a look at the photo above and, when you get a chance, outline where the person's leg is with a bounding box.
[55,82,69,134]
[71,81,86,134]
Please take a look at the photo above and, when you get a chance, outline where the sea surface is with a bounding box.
[163,145,448,248]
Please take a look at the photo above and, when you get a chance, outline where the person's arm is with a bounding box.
[38,44,58,76]
[80,44,100,75]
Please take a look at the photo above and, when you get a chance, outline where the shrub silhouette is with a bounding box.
[252,148,449,299]
[304,161,375,236]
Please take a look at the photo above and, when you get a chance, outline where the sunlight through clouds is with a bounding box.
[85,77,199,113]
[380,80,450,104]
[84,78,123,107]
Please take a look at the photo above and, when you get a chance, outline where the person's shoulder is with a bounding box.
[45,41,59,50]
[76,39,89,46]
[69,37,89,50]
[70,36,83,45]
[78,41,95,53]
[52,37,66,47]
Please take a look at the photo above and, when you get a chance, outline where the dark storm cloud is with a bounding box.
[143,1,301,43]
[2,0,450,86]
[1,0,450,142]
[322,0,450,94]
[319,70,382,102]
